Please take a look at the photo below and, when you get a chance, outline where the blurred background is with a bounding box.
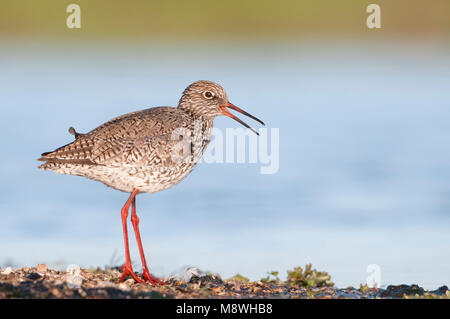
[0,0,449,289]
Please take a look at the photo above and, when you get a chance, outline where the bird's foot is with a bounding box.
[119,264,165,285]
[142,269,166,285]
[119,263,142,283]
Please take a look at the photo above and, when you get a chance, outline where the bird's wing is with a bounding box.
[39,132,192,168]
[39,107,193,167]
[90,134,190,167]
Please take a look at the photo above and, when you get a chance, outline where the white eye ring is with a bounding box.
[203,91,214,99]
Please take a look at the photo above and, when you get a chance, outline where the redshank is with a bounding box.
[38,80,264,284]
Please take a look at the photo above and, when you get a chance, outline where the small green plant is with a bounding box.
[227,273,250,284]
[261,271,280,283]
[359,283,370,292]
[305,288,318,299]
[286,264,333,288]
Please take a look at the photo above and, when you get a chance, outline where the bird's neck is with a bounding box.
[189,113,214,139]
[177,105,213,131]
[183,112,214,164]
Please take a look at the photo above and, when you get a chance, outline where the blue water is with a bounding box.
[0,39,449,289]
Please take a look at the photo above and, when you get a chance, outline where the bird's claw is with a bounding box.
[119,264,165,285]
[119,264,142,283]
[142,269,166,285]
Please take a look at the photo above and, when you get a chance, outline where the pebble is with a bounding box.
[118,283,130,291]
[2,267,13,275]
[97,281,116,288]
[77,288,87,298]
[27,273,42,280]
[51,288,62,298]
[37,264,47,272]
[125,279,135,285]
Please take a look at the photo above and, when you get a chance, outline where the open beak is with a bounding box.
[219,102,265,136]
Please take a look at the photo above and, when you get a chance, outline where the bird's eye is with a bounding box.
[203,91,214,99]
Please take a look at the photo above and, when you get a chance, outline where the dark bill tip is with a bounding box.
[220,102,264,135]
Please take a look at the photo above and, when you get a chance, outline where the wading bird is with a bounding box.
[38,80,264,284]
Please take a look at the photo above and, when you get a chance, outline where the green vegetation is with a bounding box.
[227,273,250,284]
[230,264,334,288]
[286,264,334,288]
[261,271,280,284]
[359,283,371,292]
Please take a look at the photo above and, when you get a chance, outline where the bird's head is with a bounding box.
[178,80,265,135]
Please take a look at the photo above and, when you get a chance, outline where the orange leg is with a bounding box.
[130,196,166,285]
[119,188,142,283]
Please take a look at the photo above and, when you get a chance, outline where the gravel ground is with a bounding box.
[0,265,448,299]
